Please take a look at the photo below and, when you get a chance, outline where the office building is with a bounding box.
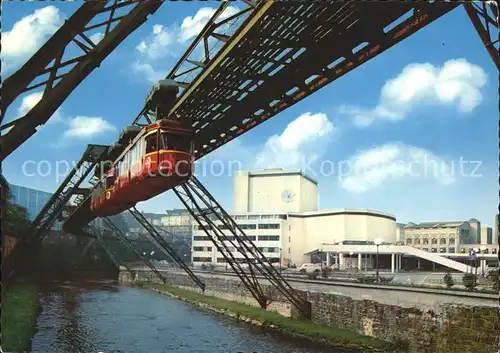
[9,184,52,221]
[192,169,396,267]
[403,219,479,253]
[480,226,493,244]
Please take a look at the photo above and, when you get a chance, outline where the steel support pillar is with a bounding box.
[100,217,166,283]
[3,144,108,282]
[128,207,205,292]
[464,1,499,70]
[174,176,311,319]
[92,228,135,277]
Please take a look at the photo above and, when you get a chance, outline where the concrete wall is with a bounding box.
[234,169,319,214]
[294,210,397,249]
[122,270,499,353]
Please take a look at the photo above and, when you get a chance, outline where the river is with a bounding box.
[30,279,336,353]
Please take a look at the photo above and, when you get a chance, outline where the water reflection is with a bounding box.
[31,280,345,353]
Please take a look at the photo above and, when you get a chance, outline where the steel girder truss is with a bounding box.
[132,1,256,126]
[0,0,165,161]
[464,1,499,70]
[174,177,311,319]
[100,217,166,283]
[128,207,206,292]
[165,1,461,160]
[3,144,108,281]
[93,229,135,276]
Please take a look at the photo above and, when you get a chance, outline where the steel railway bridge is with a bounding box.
[2,0,499,319]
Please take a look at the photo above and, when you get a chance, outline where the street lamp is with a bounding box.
[480,245,487,276]
[374,238,382,283]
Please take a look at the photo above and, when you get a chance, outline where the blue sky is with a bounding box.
[2,2,498,226]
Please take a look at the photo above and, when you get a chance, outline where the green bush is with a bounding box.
[357,275,376,284]
[307,271,318,280]
[462,273,478,291]
[321,267,332,278]
[486,269,499,291]
[443,273,454,288]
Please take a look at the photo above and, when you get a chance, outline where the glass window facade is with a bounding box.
[9,184,52,221]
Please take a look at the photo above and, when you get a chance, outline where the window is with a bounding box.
[440,248,446,253]
[194,236,210,241]
[239,224,256,230]
[258,235,280,241]
[216,258,226,263]
[145,133,158,153]
[406,239,412,244]
[423,238,429,244]
[267,247,278,253]
[415,238,421,244]
[193,257,211,262]
[288,225,291,231]
[193,246,212,252]
[244,236,256,241]
[448,247,455,253]
[449,238,455,244]
[258,223,280,229]
[431,238,437,244]
[440,238,446,244]
[288,236,291,243]
[288,247,291,254]
[161,132,192,152]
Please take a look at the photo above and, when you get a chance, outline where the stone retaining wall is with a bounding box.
[120,270,499,353]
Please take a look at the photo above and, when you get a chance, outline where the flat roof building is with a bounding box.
[192,169,396,267]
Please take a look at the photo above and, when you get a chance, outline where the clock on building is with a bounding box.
[281,189,295,203]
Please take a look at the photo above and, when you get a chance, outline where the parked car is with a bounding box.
[298,263,322,273]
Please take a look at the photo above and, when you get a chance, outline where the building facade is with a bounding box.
[161,209,192,227]
[403,220,478,254]
[233,169,319,214]
[480,226,493,244]
[9,184,52,221]
[192,169,397,267]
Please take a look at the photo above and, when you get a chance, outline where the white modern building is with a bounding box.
[191,169,397,267]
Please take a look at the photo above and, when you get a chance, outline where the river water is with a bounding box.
[30,279,337,353]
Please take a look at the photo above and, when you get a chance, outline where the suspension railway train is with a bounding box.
[89,81,194,217]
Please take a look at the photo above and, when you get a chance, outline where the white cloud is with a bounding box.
[136,24,175,60]
[17,91,63,124]
[255,112,337,169]
[132,61,167,84]
[62,116,116,139]
[179,6,239,42]
[340,143,455,193]
[89,32,104,45]
[133,6,240,82]
[340,59,487,128]
[1,6,64,71]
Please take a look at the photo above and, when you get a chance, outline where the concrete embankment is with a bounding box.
[121,268,500,353]
[139,283,403,353]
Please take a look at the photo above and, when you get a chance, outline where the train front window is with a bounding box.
[161,133,192,153]
[145,133,158,153]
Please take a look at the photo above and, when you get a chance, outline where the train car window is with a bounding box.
[146,133,158,153]
[162,133,192,152]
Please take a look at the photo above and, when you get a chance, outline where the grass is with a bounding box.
[2,282,41,352]
[141,283,405,352]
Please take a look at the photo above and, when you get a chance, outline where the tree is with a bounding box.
[5,191,31,237]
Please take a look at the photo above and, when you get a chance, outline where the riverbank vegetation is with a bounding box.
[2,282,40,352]
[140,283,406,352]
